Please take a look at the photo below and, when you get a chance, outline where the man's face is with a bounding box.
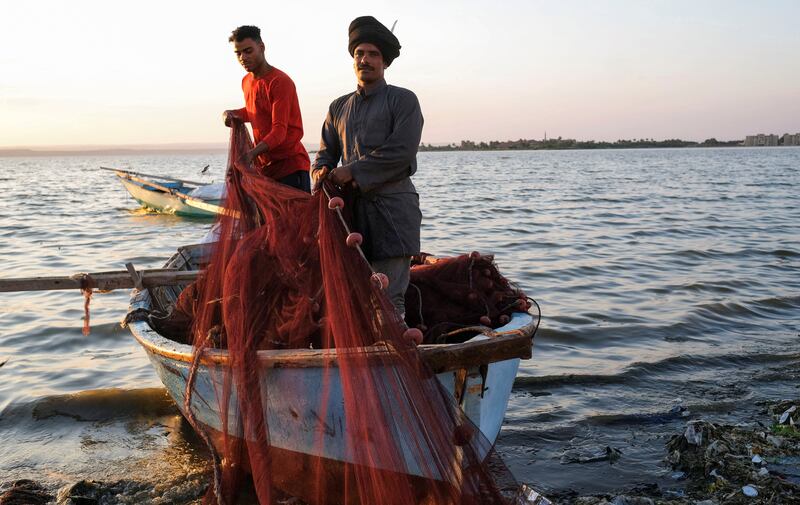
[233,38,265,73]
[353,43,385,84]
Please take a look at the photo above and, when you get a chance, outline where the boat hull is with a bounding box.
[131,296,525,477]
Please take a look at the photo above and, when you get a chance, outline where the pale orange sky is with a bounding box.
[1,0,798,148]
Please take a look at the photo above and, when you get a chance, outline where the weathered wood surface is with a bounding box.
[419,331,533,373]
[0,269,200,293]
[139,326,533,373]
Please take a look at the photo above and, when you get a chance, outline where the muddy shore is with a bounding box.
[4,399,800,505]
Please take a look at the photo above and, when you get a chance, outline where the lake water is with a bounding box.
[1,147,799,499]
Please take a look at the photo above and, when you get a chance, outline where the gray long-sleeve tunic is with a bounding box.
[312,79,423,261]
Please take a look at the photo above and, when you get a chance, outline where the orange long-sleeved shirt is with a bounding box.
[236,67,310,180]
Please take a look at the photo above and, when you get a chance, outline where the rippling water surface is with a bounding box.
[1,147,799,496]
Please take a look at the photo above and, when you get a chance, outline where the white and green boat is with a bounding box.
[105,166,226,218]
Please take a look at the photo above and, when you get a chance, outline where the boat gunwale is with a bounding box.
[115,171,199,192]
[130,315,534,371]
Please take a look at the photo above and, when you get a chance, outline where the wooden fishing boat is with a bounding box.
[106,167,226,218]
[126,244,539,501]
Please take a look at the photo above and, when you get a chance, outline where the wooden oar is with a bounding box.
[100,166,207,187]
[0,268,200,293]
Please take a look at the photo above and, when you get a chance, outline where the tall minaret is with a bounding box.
[544,131,547,141]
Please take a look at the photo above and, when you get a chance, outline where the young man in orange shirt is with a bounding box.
[223,25,310,192]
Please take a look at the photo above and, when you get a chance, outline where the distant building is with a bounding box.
[744,133,779,146]
[781,133,800,146]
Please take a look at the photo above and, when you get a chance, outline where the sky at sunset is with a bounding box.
[1,0,798,148]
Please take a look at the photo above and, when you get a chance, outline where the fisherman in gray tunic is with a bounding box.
[312,15,423,320]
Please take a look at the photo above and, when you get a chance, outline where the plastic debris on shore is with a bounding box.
[663,400,800,503]
[669,471,686,481]
[682,420,705,446]
[779,405,797,425]
[741,484,758,497]
[515,484,554,505]
[563,400,800,504]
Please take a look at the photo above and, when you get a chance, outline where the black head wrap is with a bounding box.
[348,16,401,66]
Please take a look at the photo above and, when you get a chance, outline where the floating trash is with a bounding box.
[742,484,758,497]
[758,467,769,477]
[669,404,691,417]
[560,446,622,465]
[752,454,763,464]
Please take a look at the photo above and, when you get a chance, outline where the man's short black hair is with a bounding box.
[229,25,262,43]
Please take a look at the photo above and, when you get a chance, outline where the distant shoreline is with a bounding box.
[0,147,230,157]
[6,138,800,157]
[419,138,745,152]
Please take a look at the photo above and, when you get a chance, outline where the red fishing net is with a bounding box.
[178,123,529,504]
[405,253,533,344]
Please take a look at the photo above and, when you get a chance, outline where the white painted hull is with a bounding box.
[130,291,526,477]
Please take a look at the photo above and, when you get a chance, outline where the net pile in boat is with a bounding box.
[406,253,532,344]
[156,253,529,348]
[179,122,528,504]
